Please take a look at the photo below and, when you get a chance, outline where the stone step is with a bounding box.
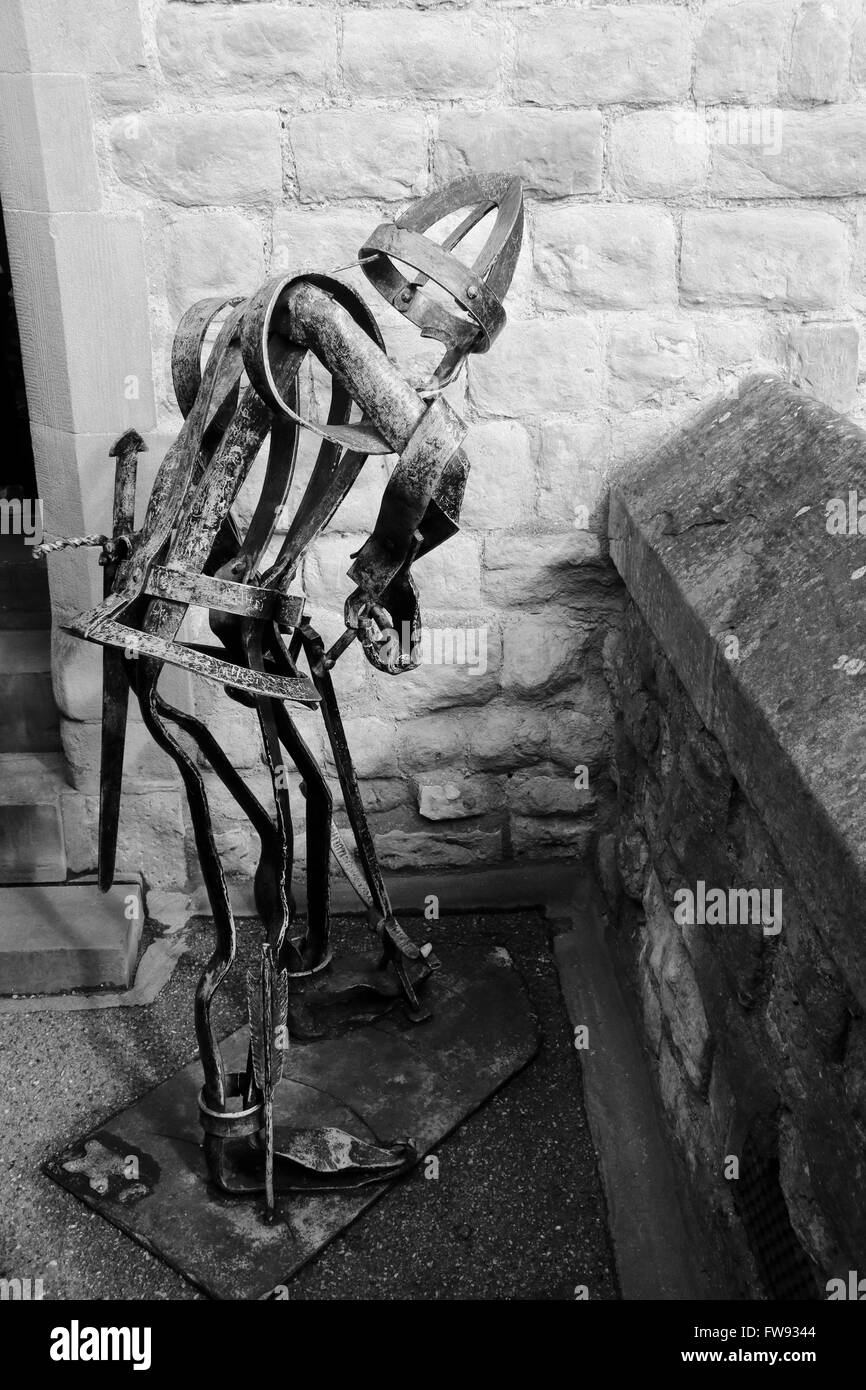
[0,630,61,752]
[0,752,67,883]
[0,881,143,995]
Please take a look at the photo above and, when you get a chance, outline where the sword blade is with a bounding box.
[97,430,144,892]
[98,646,130,891]
[328,820,374,909]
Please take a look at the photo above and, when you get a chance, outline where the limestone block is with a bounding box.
[397,712,469,771]
[547,705,610,775]
[469,317,603,417]
[343,10,501,100]
[695,0,794,103]
[465,705,549,770]
[376,825,501,871]
[4,213,155,434]
[435,109,602,198]
[156,5,336,102]
[610,110,708,198]
[681,211,847,309]
[790,1,856,102]
[506,769,595,818]
[271,207,377,279]
[710,108,866,198]
[460,420,534,532]
[337,717,399,780]
[382,621,501,719]
[412,534,482,610]
[535,418,609,531]
[515,7,691,105]
[0,882,142,995]
[482,532,609,610]
[0,0,143,74]
[115,789,188,891]
[608,316,700,413]
[111,111,282,207]
[535,205,677,311]
[510,815,594,861]
[786,323,859,413]
[501,611,592,696]
[164,212,266,319]
[289,111,427,203]
[0,74,100,213]
[60,718,179,794]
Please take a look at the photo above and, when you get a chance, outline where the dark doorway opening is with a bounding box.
[0,199,60,788]
[0,199,38,501]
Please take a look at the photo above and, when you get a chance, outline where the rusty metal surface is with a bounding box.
[145,566,305,627]
[77,619,320,704]
[98,428,145,891]
[60,175,526,1218]
[45,946,539,1300]
[360,173,523,380]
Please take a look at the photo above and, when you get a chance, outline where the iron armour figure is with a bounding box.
[65,173,525,1218]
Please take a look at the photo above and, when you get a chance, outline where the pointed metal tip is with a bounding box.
[109,429,148,458]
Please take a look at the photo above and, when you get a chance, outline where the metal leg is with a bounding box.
[241,624,299,977]
[270,702,333,972]
[136,660,236,1118]
[298,624,434,1017]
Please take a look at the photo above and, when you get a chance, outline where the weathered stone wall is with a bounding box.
[4,1,866,890]
[602,599,866,1299]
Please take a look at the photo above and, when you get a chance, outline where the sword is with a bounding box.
[97,429,145,891]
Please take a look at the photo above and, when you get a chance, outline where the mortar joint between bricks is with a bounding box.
[334,8,347,104]
[499,8,518,106]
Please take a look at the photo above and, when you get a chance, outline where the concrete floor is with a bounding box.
[0,911,619,1301]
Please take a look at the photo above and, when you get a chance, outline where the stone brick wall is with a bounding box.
[602,599,866,1299]
[5,0,866,891]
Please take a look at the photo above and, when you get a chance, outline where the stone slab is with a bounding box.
[0,672,61,753]
[0,864,578,1012]
[0,926,186,1015]
[0,753,67,881]
[45,946,540,1300]
[202,859,579,921]
[0,882,143,994]
[553,874,721,1300]
[609,375,866,1009]
[0,804,65,883]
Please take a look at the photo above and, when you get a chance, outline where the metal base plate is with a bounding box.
[45,946,539,1299]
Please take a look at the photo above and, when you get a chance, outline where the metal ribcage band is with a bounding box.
[146,565,305,628]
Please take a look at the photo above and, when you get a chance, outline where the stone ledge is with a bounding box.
[190,858,580,921]
[609,375,866,1009]
[0,882,142,995]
